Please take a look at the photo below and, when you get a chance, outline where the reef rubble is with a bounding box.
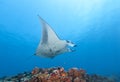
[0,67,118,82]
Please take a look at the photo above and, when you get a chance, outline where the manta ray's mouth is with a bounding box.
[66,40,77,47]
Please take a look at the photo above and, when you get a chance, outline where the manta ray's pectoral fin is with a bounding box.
[38,16,48,44]
[38,15,60,44]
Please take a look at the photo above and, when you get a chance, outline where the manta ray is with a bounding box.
[34,16,76,58]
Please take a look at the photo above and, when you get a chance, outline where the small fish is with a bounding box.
[34,15,76,58]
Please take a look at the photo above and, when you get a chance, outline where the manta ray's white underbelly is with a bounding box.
[37,41,67,57]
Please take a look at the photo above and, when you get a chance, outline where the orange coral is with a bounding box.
[31,67,40,75]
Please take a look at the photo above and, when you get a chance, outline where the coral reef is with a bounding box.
[0,67,117,82]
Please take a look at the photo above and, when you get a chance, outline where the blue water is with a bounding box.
[0,0,120,77]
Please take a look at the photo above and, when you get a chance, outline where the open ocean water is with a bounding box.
[0,0,120,80]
